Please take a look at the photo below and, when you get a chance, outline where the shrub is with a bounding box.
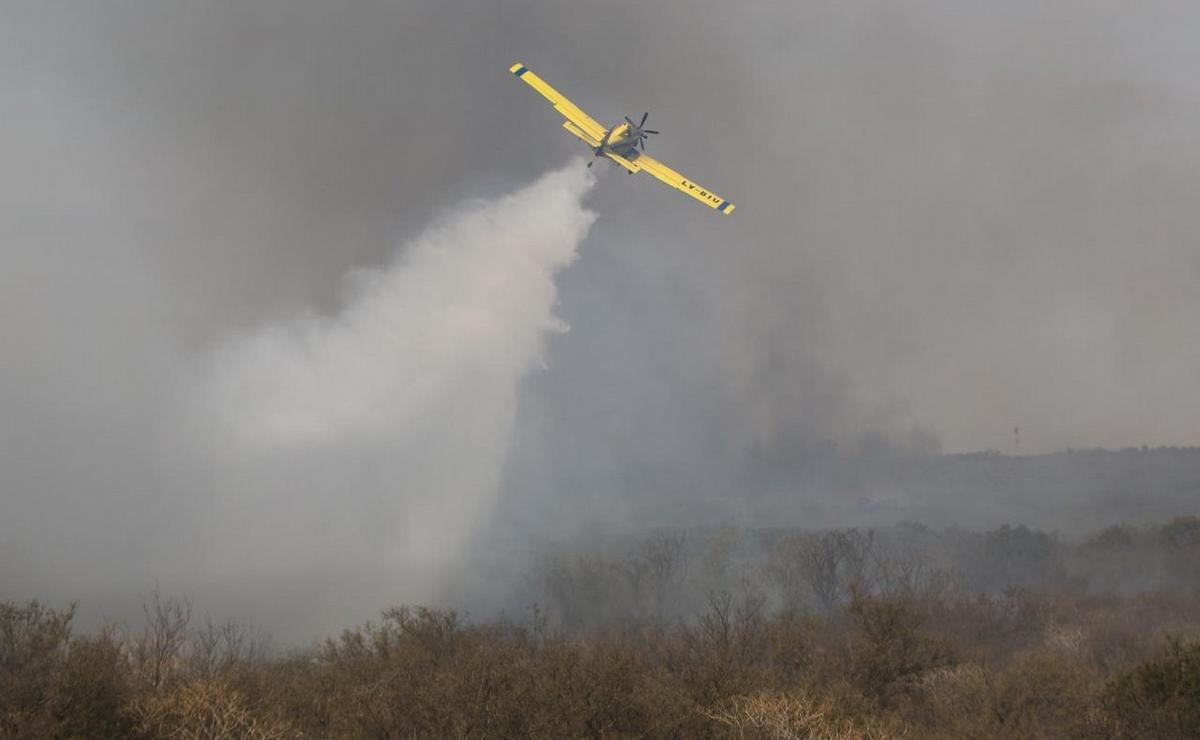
[52,630,140,739]
[844,592,954,706]
[129,677,298,740]
[0,601,139,739]
[702,690,909,739]
[1104,637,1200,739]
[0,600,76,737]
[913,647,1103,739]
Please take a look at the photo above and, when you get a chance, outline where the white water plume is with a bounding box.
[193,161,596,631]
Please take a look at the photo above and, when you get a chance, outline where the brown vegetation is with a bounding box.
[3,517,1200,738]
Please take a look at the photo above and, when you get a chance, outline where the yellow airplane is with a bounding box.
[510,62,736,215]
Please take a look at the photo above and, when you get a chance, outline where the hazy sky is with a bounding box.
[3,1,1200,633]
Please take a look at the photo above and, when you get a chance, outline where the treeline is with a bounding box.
[518,516,1200,630]
[3,518,1200,738]
[682,446,1200,532]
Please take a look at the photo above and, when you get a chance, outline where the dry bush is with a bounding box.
[912,647,1105,739]
[702,691,908,739]
[914,663,991,726]
[53,629,140,739]
[623,530,690,622]
[0,601,139,739]
[131,589,191,691]
[310,606,701,739]
[1076,604,1154,674]
[0,600,75,736]
[531,532,692,632]
[191,616,268,679]
[925,588,1051,662]
[1103,636,1200,739]
[985,647,1105,738]
[129,677,298,740]
[763,611,817,685]
[768,530,878,614]
[842,592,955,707]
[667,589,773,707]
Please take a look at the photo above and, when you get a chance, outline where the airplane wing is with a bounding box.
[510,63,607,146]
[634,153,736,215]
[603,151,642,174]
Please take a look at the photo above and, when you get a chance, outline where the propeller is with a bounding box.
[624,112,659,151]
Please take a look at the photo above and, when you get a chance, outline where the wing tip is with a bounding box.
[719,201,736,215]
[509,62,529,77]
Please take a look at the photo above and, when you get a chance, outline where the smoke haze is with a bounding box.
[3,1,1200,637]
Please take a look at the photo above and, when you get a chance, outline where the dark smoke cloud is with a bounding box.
[3,1,1199,637]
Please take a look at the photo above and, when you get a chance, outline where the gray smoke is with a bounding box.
[3,1,1200,637]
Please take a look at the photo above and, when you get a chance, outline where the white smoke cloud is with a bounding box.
[189,161,595,635]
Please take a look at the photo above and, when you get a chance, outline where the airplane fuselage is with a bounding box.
[596,122,640,159]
